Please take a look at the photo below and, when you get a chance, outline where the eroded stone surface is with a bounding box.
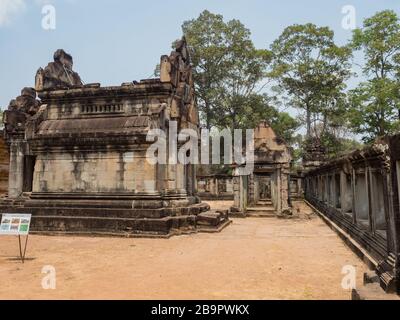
[1,38,227,237]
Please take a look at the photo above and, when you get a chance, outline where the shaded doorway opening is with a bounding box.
[23,155,36,192]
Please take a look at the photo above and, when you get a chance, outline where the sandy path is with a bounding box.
[0,201,368,299]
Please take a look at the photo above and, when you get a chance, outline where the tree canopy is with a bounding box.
[181,10,275,130]
[270,23,352,140]
[348,10,400,142]
[172,9,400,163]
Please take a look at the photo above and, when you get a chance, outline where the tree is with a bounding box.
[228,93,300,143]
[270,23,352,139]
[348,10,400,142]
[180,10,271,130]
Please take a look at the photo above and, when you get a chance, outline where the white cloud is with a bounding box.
[0,0,26,27]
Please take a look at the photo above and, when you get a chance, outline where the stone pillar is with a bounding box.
[248,174,255,205]
[233,176,240,208]
[209,178,215,196]
[254,178,259,203]
[240,175,247,211]
[8,139,25,198]
[271,171,277,210]
[226,179,233,193]
[186,164,195,196]
[280,168,290,211]
[276,168,282,213]
[176,163,185,191]
[297,178,303,197]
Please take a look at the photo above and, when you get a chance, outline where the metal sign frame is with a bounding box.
[0,213,32,263]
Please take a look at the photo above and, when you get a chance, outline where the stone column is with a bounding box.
[254,178,259,203]
[297,178,303,197]
[233,176,240,208]
[280,168,290,211]
[271,171,277,210]
[240,175,247,212]
[214,177,219,196]
[276,167,282,214]
[8,139,25,198]
[248,174,255,205]
[209,178,215,196]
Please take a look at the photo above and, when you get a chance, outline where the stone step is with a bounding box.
[246,206,276,218]
[29,214,196,236]
[258,200,272,204]
[196,210,229,227]
[247,212,276,218]
[247,206,275,212]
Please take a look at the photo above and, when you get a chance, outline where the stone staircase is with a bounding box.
[245,199,276,217]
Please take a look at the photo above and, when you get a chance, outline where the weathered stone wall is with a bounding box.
[304,139,400,293]
[0,40,232,237]
[33,150,156,193]
[196,175,234,200]
[0,132,9,196]
[232,122,291,215]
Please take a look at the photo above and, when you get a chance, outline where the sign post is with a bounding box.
[0,214,32,263]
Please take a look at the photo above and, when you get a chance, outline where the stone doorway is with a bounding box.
[231,122,292,217]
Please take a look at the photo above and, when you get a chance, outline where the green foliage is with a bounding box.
[348,79,400,142]
[320,132,363,159]
[175,10,400,163]
[153,63,160,78]
[270,23,352,138]
[352,10,400,79]
[348,10,400,141]
[181,10,272,130]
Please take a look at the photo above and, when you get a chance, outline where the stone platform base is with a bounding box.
[0,197,231,238]
[197,193,234,201]
[352,272,400,300]
[228,206,247,218]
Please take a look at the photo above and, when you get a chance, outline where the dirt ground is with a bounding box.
[0,201,368,300]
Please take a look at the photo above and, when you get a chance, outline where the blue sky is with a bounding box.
[1,0,399,112]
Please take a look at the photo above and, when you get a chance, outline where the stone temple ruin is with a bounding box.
[3,34,399,297]
[0,38,230,237]
[196,174,234,200]
[304,137,400,294]
[231,121,292,217]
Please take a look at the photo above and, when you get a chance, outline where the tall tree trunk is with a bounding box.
[306,104,311,138]
[205,101,211,130]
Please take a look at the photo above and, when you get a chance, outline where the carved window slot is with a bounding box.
[354,171,369,229]
[342,173,353,219]
[80,104,124,114]
[334,173,341,209]
[327,175,332,205]
[369,169,387,238]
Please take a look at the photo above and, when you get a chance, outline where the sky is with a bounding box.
[0,0,400,113]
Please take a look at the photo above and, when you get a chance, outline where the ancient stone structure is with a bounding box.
[0,132,9,196]
[0,39,229,237]
[231,121,292,217]
[196,174,234,200]
[302,137,326,171]
[289,168,304,200]
[35,49,83,90]
[304,137,400,293]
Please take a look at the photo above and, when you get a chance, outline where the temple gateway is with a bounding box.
[231,121,292,217]
[1,39,230,237]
